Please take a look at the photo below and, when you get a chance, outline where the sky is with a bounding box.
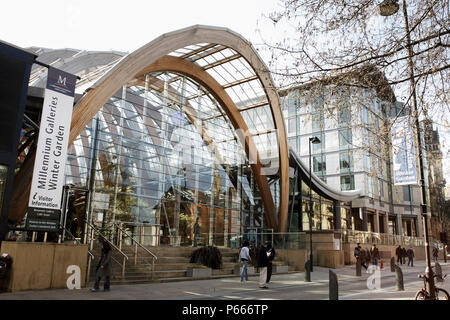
[1,0,449,196]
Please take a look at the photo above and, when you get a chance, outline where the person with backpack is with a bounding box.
[239,240,251,283]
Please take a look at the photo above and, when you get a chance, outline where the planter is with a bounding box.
[273,265,289,274]
[186,267,212,278]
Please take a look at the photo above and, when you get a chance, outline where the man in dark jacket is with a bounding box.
[257,242,270,289]
[401,247,407,265]
[406,247,414,267]
[395,245,402,264]
[266,243,276,283]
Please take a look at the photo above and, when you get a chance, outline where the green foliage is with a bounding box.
[189,246,222,269]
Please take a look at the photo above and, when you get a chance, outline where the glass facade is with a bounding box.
[64,72,271,247]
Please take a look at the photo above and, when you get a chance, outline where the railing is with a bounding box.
[341,229,426,247]
[85,220,129,279]
[59,224,95,286]
[113,222,157,277]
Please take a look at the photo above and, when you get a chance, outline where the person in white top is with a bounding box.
[239,240,251,282]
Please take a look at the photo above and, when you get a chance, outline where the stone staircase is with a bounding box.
[86,245,293,287]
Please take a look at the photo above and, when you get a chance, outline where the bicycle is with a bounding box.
[414,273,449,300]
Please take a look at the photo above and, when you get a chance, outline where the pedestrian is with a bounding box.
[359,246,368,270]
[91,241,112,292]
[366,248,371,266]
[239,240,251,283]
[257,242,270,289]
[401,247,407,265]
[266,243,276,283]
[406,247,414,267]
[354,243,361,262]
[370,244,380,267]
[432,247,439,262]
[395,245,402,265]
[193,217,201,247]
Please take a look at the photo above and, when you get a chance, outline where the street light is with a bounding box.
[378,0,436,299]
[309,136,321,272]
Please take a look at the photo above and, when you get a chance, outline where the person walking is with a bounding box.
[406,247,414,267]
[359,246,368,270]
[432,247,439,262]
[239,240,251,283]
[370,244,380,267]
[193,217,201,247]
[395,245,402,265]
[354,243,361,262]
[266,243,276,283]
[91,241,112,292]
[257,242,270,289]
[401,247,407,265]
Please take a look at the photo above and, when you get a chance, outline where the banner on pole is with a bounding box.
[391,116,417,185]
[26,67,76,232]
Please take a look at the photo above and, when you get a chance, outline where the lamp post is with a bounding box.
[309,136,321,272]
[379,0,436,298]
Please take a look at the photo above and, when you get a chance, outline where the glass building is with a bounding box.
[13,26,295,247]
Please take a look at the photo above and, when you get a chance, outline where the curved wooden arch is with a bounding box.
[11,25,289,232]
[138,55,278,230]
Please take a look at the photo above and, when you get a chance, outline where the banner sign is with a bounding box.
[391,116,417,185]
[26,67,76,232]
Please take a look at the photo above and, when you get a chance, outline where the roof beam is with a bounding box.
[223,75,258,89]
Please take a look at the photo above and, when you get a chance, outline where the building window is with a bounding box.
[339,128,352,147]
[311,93,324,113]
[312,113,324,132]
[340,175,355,191]
[339,151,353,173]
[338,107,350,127]
[288,137,297,151]
[288,98,296,117]
[362,107,369,125]
[368,176,374,197]
[366,153,372,172]
[403,185,413,202]
[288,118,296,134]
[312,133,325,154]
[378,178,384,198]
[313,155,326,175]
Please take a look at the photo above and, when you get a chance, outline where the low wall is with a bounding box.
[276,249,308,271]
[0,242,88,292]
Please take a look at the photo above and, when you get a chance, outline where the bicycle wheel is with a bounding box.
[435,288,449,300]
[415,290,427,300]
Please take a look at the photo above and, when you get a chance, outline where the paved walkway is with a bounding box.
[0,260,448,300]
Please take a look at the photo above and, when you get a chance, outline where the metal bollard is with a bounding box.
[329,270,338,300]
[435,262,443,282]
[390,257,395,272]
[304,260,311,282]
[356,257,362,276]
[394,265,404,291]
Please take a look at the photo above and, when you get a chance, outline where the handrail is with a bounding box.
[113,222,158,260]
[59,224,94,260]
[85,220,129,261]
